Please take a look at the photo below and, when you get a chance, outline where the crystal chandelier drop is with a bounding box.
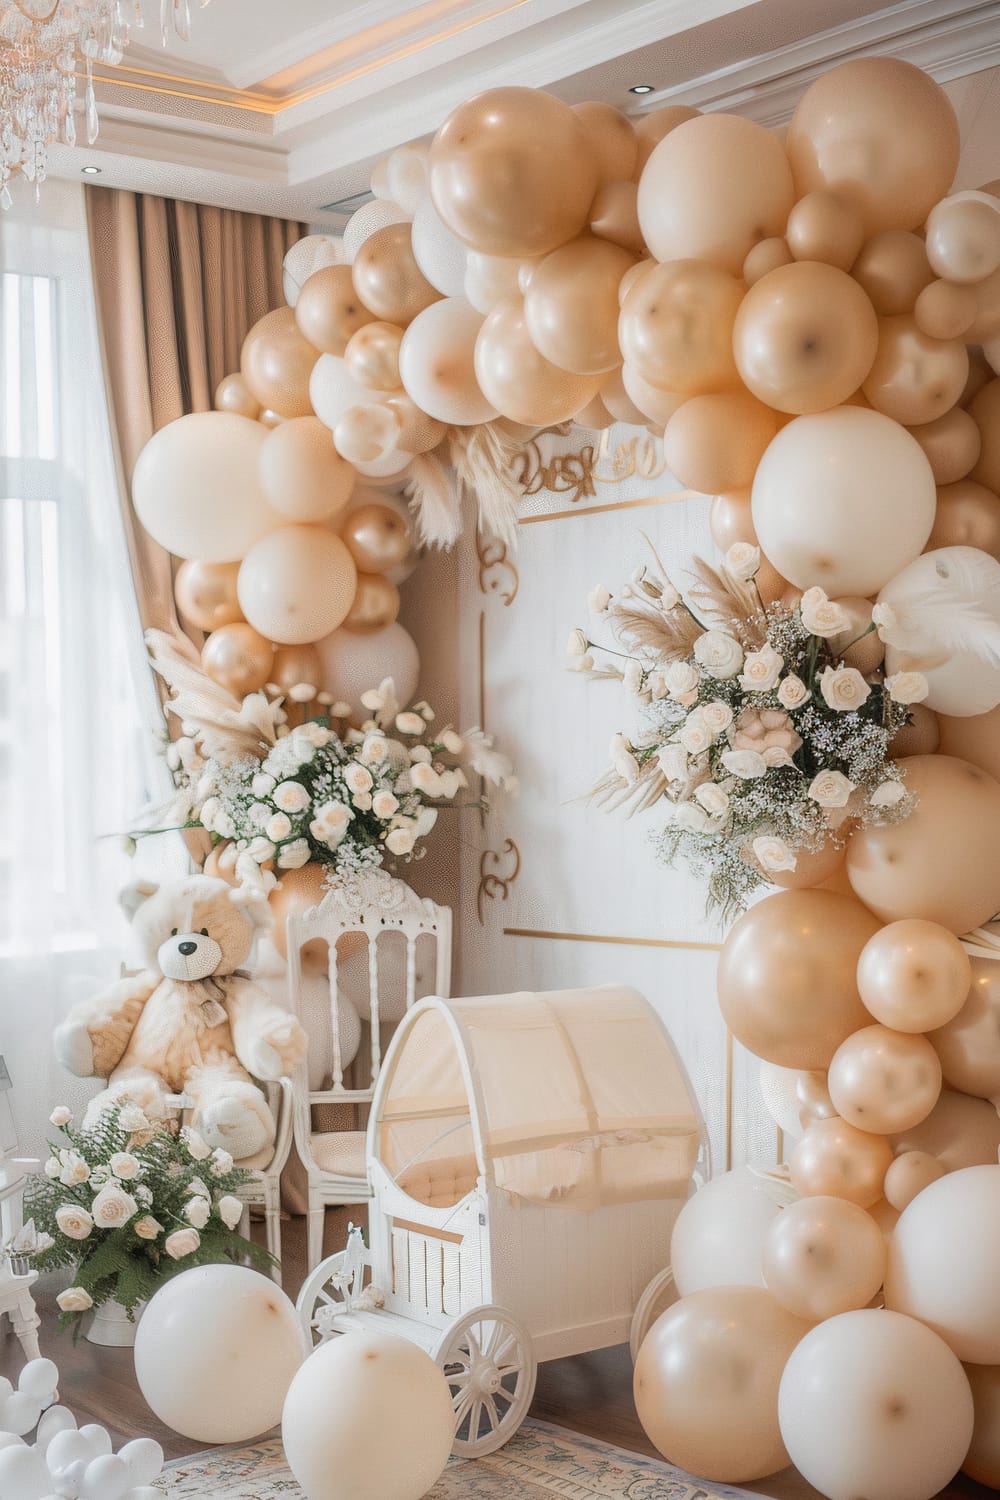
[0,0,209,208]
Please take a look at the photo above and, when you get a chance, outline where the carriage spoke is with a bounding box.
[452,1385,476,1422]
[483,1395,499,1430]
[469,1399,483,1441]
[493,1383,515,1405]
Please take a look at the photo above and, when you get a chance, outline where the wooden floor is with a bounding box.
[2,1209,993,1500]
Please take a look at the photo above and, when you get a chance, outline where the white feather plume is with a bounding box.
[447,422,525,548]
[461,726,518,791]
[146,629,283,762]
[883,548,1000,667]
[404,451,463,548]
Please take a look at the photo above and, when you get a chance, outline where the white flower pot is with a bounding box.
[85,1297,147,1348]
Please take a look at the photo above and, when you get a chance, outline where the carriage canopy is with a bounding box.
[371,986,702,1211]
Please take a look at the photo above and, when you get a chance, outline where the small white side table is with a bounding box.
[0,1163,43,1363]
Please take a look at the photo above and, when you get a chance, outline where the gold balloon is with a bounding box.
[971,379,1000,494]
[857,919,972,1033]
[588,180,645,256]
[914,279,977,341]
[763,1195,887,1321]
[846,754,1000,934]
[789,1116,893,1208]
[891,1087,1000,1171]
[271,644,323,701]
[883,1151,946,1213]
[474,297,601,426]
[214,372,260,420]
[258,416,356,524]
[742,236,794,285]
[524,233,636,375]
[383,393,447,455]
[340,502,413,573]
[938,702,1000,781]
[928,479,1000,559]
[663,392,781,494]
[618,258,743,394]
[572,101,637,186]
[343,572,401,634]
[174,559,244,633]
[429,86,597,257]
[201,622,274,696]
[344,321,405,391]
[862,315,969,426]
[707,490,788,602]
[851,231,934,316]
[786,57,960,234]
[889,703,940,758]
[717,889,879,1068]
[269,862,330,971]
[827,1024,942,1135]
[928,957,1000,1100]
[786,189,865,271]
[351,224,441,327]
[295,265,376,356]
[733,261,878,415]
[632,104,701,175]
[907,406,981,484]
[241,307,320,419]
[963,1365,1000,1488]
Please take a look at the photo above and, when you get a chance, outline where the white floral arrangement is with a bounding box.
[27,1103,270,1331]
[570,544,922,916]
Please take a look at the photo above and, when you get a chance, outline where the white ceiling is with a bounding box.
[44,0,1000,225]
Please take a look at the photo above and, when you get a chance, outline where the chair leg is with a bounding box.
[12,1290,42,1364]
[307,1196,325,1272]
[265,1185,282,1285]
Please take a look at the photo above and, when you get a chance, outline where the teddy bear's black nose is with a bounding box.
[178,940,198,956]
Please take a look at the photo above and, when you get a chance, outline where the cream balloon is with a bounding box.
[214,371,260,419]
[295,265,376,357]
[670,1168,789,1295]
[964,1365,1000,1487]
[857,919,971,1032]
[241,308,319,419]
[174,559,243,633]
[588,179,645,256]
[463,251,523,315]
[134,1267,303,1442]
[599,367,647,426]
[258,416,356,523]
[862,315,969,426]
[928,479,1000,559]
[333,403,402,464]
[928,956,1000,1099]
[778,1309,974,1500]
[758,1060,806,1140]
[314,621,420,719]
[385,140,430,216]
[618,258,743,394]
[796,1069,838,1127]
[827,1024,942,1135]
[663,393,781,494]
[353,447,415,482]
[524,233,635,376]
[132,413,280,563]
[786,189,865,270]
[937,701,1000,780]
[925,192,1000,284]
[342,199,411,265]
[852,229,935,315]
[344,321,404,392]
[892,1088,1000,1172]
[619,365,684,429]
[907,406,981,484]
[763,1195,886,1320]
[398,297,496,426]
[572,101,637,186]
[309,354,393,432]
[281,1332,453,1500]
[883,1150,946,1212]
[750,407,936,596]
[282,234,344,307]
[237,527,357,645]
[743,235,793,285]
[914,278,977,341]
[474,297,601,426]
[632,103,701,174]
[410,195,469,300]
[790,1117,893,1208]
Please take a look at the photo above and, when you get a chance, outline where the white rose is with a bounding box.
[622,659,645,696]
[610,733,640,784]
[187,1176,211,1199]
[395,712,425,736]
[871,780,907,807]
[648,671,668,700]
[679,713,713,755]
[248,803,272,829]
[752,835,798,874]
[251,773,276,797]
[56,1204,94,1240]
[871,602,897,636]
[184,1196,211,1229]
[91,1183,138,1229]
[118,1105,150,1135]
[700,701,733,735]
[762,746,796,768]
[49,1106,72,1127]
[693,631,744,680]
[664,660,701,698]
[777,674,809,710]
[273,781,311,813]
[725,542,761,581]
[386,827,417,856]
[199,796,220,830]
[739,642,784,693]
[56,1287,93,1313]
[566,628,589,657]
[266,812,293,842]
[886,672,929,705]
[695,782,730,816]
[110,1153,142,1181]
[409,745,432,764]
[165,1228,201,1260]
[819,665,871,713]
[372,790,400,819]
[345,764,374,796]
[352,790,373,812]
[657,744,689,783]
[415,807,438,837]
[807,769,856,808]
[277,838,311,869]
[245,836,276,864]
[210,1148,235,1176]
[181,1127,211,1162]
[800,586,850,638]
[436,769,462,799]
[59,1151,90,1187]
[410,762,442,794]
[360,734,389,764]
[721,749,768,779]
[44,1157,61,1179]
[588,584,612,614]
[295,722,332,747]
[214,812,236,840]
[134,1215,163,1241]
[217,1195,245,1231]
[440,730,464,754]
[674,801,712,833]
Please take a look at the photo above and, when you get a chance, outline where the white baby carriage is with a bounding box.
[296,984,706,1457]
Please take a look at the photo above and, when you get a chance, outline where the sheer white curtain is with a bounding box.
[0,181,168,1160]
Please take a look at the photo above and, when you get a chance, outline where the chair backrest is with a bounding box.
[286,870,452,1109]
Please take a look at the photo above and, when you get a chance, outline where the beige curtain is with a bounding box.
[85,187,307,636]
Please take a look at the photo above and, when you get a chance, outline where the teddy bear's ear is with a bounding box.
[228,885,273,929]
[119,880,160,921]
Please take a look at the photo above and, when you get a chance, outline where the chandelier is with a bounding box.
[0,0,208,208]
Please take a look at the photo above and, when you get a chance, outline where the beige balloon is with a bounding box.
[928,957,1000,1100]
[572,391,616,430]
[889,703,941,758]
[344,322,405,391]
[862,315,969,426]
[937,701,1000,781]
[857,919,972,1033]
[271,643,323,702]
[572,101,637,186]
[907,406,981,484]
[633,1286,811,1482]
[664,392,781,494]
[352,224,441,327]
[847,754,1000,935]
[852,230,934,315]
[524,234,635,376]
[174,559,244,633]
[786,189,865,271]
[963,1364,1000,1487]
[970,264,1000,342]
[718,890,879,1069]
[733,261,879,415]
[599,367,647,426]
[397,297,498,427]
[767,840,848,894]
[340,503,413,573]
[463,251,523,315]
[214,372,260,420]
[383,393,447,455]
[827,596,884,674]
[241,307,320,420]
[258,416,356,524]
[827,1024,942,1135]
[928,479,1000,559]
[429,86,597,257]
[474,297,601,426]
[707,490,788,602]
[237,526,357,646]
[343,572,401,634]
[632,104,701,175]
[201,622,274,697]
[333,403,402,465]
[790,1117,894,1208]
[295,265,376,357]
[619,258,743,394]
[914,279,978,341]
[796,1069,838,1127]
[926,195,1000,284]
[269,862,330,971]
[637,113,794,275]
[970,379,1000,494]
[763,1195,887,1320]
[883,1150,946,1212]
[743,236,793,286]
[620,364,686,429]
[589,180,645,256]
[892,1087,1000,1172]
[786,57,960,234]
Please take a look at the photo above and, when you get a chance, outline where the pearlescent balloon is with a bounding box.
[237,526,357,645]
[344,321,404,392]
[214,371,260,419]
[524,233,636,375]
[241,307,320,419]
[857,919,971,1033]
[790,1116,893,1208]
[295,265,376,357]
[352,224,441,327]
[827,1024,942,1135]
[883,1150,946,1212]
[201,622,274,697]
[763,1195,886,1320]
[342,199,411,265]
[892,1088,1000,1172]
[340,502,412,573]
[333,403,402,464]
[174,559,244,633]
[258,416,356,523]
[925,192,1000,284]
[309,354,393,433]
[398,297,496,426]
[928,957,1000,1099]
[385,140,430,216]
[618,258,743,395]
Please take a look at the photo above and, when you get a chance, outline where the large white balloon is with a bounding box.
[411,196,469,299]
[282,1332,454,1500]
[238,526,357,645]
[342,199,411,264]
[283,235,345,307]
[310,355,393,432]
[132,413,280,563]
[758,1060,806,1139]
[885,1163,1000,1363]
[778,1309,973,1500]
[751,407,936,596]
[315,621,420,717]
[670,1167,794,1295]
[876,546,1000,716]
[386,142,431,216]
[134,1266,303,1442]
[399,298,497,426]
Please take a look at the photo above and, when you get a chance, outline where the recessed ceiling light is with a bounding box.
[629,84,654,94]
[81,165,102,175]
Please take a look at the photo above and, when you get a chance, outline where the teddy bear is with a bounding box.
[54,875,307,1161]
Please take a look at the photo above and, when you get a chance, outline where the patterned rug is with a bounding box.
[156,1419,766,1500]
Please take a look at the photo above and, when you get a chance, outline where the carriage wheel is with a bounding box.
[432,1304,537,1458]
[296,1249,368,1349]
[629,1266,678,1362]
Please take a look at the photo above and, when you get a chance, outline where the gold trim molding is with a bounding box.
[476,535,519,606]
[502,927,722,953]
[478,841,522,925]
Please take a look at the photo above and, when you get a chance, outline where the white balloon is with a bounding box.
[0,1433,24,1453]
[877,546,1000,716]
[16,1361,57,1402]
[35,1406,76,1451]
[352,448,416,480]
[399,298,497,426]
[46,1430,95,1471]
[758,1060,805,1140]
[464,251,523,314]
[670,1167,794,1295]
[342,199,411,264]
[310,355,393,432]
[283,235,345,307]
[314,621,420,718]
[78,1425,112,1456]
[925,191,1000,284]
[751,407,936,596]
[132,413,281,563]
[0,1443,49,1499]
[386,142,431,217]
[778,1309,973,1500]
[134,1266,304,1442]
[0,1392,41,1436]
[281,1332,454,1500]
[411,196,469,298]
[79,1453,131,1500]
[117,1439,164,1488]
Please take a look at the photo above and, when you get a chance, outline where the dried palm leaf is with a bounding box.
[609,603,702,660]
[404,451,463,549]
[588,762,667,817]
[146,629,282,763]
[686,556,765,644]
[447,421,525,547]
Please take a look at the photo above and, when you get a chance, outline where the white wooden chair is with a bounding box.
[0,1098,42,1364]
[284,871,452,1271]
[231,1081,295,1284]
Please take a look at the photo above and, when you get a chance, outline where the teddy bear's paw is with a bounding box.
[53,1020,94,1078]
[243,1038,284,1081]
[198,1094,274,1161]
